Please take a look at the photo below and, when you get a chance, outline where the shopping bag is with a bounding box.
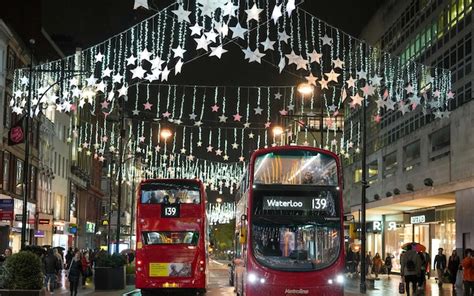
[455,269,463,290]
[399,282,405,294]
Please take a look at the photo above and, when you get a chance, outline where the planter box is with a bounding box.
[0,288,46,296]
[126,274,135,285]
[94,266,126,290]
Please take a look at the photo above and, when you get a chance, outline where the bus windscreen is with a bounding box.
[140,182,200,204]
[253,150,338,186]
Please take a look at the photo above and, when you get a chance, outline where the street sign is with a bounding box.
[0,199,14,220]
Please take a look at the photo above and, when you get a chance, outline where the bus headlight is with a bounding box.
[247,273,266,284]
[328,274,344,285]
[248,273,258,284]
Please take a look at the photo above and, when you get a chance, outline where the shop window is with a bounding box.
[430,126,450,152]
[404,140,421,171]
[383,151,398,178]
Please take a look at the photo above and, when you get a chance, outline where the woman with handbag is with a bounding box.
[448,250,461,293]
[67,252,83,296]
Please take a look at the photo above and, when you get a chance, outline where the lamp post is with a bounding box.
[360,94,368,294]
[20,39,35,250]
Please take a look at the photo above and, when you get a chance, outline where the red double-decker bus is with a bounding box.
[231,146,345,296]
[135,179,208,295]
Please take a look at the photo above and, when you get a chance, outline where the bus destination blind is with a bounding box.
[262,195,330,212]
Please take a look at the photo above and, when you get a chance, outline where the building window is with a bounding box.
[30,166,37,201]
[354,168,362,183]
[368,160,378,184]
[15,159,24,196]
[3,152,10,191]
[404,140,421,171]
[430,126,450,152]
[383,151,398,178]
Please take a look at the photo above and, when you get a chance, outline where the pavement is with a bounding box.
[50,266,461,295]
[344,273,459,296]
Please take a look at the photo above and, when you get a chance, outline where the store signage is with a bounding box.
[0,199,14,220]
[373,221,382,232]
[387,221,398,231]
[8,121,24,146]
[15,214,35,224]
[86,222,95,233]
[411,215,426,224]
[410,210,436,224]
[34,230,45,238]
[38,219,50,225]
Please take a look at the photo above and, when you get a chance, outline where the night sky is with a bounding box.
[41,0,384,87]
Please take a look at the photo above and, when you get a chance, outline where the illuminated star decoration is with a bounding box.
[143,102,153,110]
[134,0,149,9]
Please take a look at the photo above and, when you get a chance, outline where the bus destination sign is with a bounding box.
[161,205,180,218]
[263,195,329,211]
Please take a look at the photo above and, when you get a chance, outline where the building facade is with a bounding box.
[344,0,473,272]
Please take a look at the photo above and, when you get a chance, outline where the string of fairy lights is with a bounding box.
[11,0,453,194]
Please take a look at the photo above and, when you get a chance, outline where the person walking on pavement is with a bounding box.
[373,253,383,280]
[366,251,373,277]
[65,247,73,269]
[43,248,61,293]
[448,249,461,294]
[401,244,422,296]
[419,251,430,289]
[81,250,92,288]
[462,248,474,296]
[434,248,447,288]
[385,253,393,278]
[67,252,83,296]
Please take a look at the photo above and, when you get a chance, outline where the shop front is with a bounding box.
[12,199,36,253]
[36,213,53,246]
[53,221,70,249]
[366,221,383,257]
[382,207,456,273]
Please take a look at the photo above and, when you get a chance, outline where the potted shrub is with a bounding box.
[126,263,135,285]
[0,251,46,296]
[94,252,127,290]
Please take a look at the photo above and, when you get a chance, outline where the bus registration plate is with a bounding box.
[161,205,180,218]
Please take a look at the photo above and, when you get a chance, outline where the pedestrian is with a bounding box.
[462,248,474,296]
[53,248,64,288]
[0,247,12,265]
[424,251,431,279]
[418,251,428,289]
[448,249,461,293]
[385,253,393,278]
[81,250,92,288]
[67,251,83,296]
[65,247,73,269]
[42,248,61,293]
[365,251,373,277]
[401,244,422,296]
[373,253,383,280]
[434,248,447,288]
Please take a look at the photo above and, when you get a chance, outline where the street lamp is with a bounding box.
[272,126,284,146]
[160,128,172,140]
[216,197,223,203]
[297,83,314,95]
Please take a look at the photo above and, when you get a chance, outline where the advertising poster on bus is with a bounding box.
[149,262,192,277]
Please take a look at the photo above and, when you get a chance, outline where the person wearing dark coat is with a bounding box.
[65,247,74,269]
[67,252,83,296]
[43,248,61,292]
[447,250,460,293]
